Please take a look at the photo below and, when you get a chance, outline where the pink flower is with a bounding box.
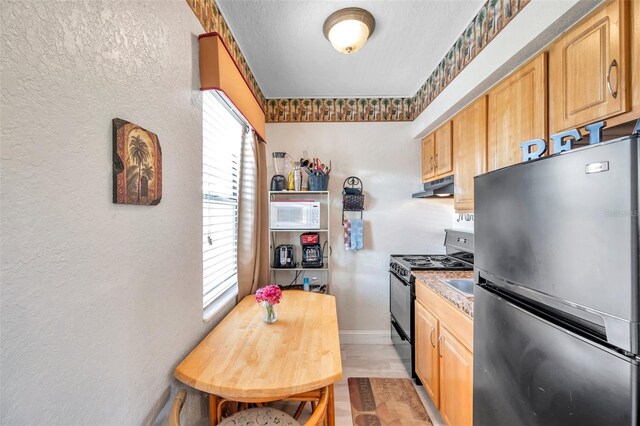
[255,285,283,306]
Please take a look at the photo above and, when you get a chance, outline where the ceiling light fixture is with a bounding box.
[323,7,375,55]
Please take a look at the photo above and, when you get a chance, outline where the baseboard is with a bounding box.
[339,330,392,345]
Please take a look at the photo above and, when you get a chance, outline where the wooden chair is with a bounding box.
[169,389,187,426]
[217,390,320,423]
[218,386,329,426]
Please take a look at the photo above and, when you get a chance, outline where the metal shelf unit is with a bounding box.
[269,191,331,292]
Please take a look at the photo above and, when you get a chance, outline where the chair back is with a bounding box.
[169,389,187,426]
[304,386,329,426]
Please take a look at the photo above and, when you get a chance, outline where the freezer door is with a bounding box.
[474,285,639,426]
[474,136,639,351]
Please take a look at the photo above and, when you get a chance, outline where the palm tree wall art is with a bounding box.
[129,134,150,203]
[112,118,162,205]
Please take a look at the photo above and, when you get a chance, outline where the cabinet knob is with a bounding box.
[430,327,436,348]
[606,59,618,99]
[438,335,444,357]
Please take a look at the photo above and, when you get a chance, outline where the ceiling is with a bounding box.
[216,0,485,99]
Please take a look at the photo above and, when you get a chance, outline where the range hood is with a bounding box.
[412,175,454,198]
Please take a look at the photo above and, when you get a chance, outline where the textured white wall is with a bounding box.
[266,123,454,338]
[1,1,219,424]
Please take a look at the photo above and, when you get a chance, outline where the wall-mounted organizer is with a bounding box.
[342,176,364,218]
[342,176,365,251]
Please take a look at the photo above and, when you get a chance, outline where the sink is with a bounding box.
[445,279,475,296]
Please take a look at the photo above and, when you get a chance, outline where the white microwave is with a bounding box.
[270,201,321,230]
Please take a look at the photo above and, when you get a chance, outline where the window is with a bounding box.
[202,91,246,315]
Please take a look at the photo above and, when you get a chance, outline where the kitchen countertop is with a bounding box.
[413,270,474,319]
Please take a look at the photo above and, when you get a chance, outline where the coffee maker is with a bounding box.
[300,233,323,268]
[271,152,286,191]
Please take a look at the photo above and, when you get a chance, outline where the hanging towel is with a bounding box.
[343,220,352,250]
[350,219,364,251]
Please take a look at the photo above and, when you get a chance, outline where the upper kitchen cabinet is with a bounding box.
[453,97,487,212]
[604,0,640,128]
[421,121,453,182]
[434,122,453,177]
[422,134,436,182]
[631,0,640,120]
[549,0,629,134]
[487,53,547,171]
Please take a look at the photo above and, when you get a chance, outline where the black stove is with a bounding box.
[389,229,474,384]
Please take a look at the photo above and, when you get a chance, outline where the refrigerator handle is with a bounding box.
[476,270,607,331]
[477,271,638,354]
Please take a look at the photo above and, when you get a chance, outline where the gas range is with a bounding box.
[389,229,474,384]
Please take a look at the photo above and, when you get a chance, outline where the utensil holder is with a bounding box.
[309,174,329,191]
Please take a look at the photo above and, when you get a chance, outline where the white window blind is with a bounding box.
[202,91,245,311]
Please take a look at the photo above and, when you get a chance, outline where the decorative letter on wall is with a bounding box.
[113,118,162,205]
[520,139,547,162]
[585,121,606,144]
[550,129,582,154]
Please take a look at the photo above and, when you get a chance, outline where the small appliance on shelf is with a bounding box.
[270,152,287,191]
[273,244,295,268]
[300,232,323,268]
[270,200,320,230]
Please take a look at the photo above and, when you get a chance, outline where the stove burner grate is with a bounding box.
[426,255,447,262]
[440,258,465,267]
[402,256,433,266]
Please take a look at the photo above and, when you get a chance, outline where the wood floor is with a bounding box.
[286,344,444,425]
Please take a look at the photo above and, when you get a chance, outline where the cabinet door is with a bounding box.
[415,301,440,407]
[487,53,547,171]
[549,0,628,133]
[421,134,436,182]
[439,325,473,426]
[434,122,453,176]
[453,97,487,212]
[629,0,639,117]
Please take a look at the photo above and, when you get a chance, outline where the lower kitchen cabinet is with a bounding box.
[415,300,440,407]
[439,325,474,426]
[415,282,474,426]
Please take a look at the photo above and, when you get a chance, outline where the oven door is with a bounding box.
[390,271,412,343]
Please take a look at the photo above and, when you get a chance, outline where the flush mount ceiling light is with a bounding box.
[323,7,375,55]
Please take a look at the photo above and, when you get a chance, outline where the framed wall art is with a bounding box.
[112,118,162,205]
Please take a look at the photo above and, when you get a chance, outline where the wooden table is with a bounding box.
[174,291,343,425]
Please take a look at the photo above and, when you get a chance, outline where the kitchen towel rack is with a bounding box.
[342,176,364,221]
[342,177,365,251]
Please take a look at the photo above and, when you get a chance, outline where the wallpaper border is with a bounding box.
[187,0,530,123]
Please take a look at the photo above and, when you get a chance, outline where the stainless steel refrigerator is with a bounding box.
[473,135,640,425]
